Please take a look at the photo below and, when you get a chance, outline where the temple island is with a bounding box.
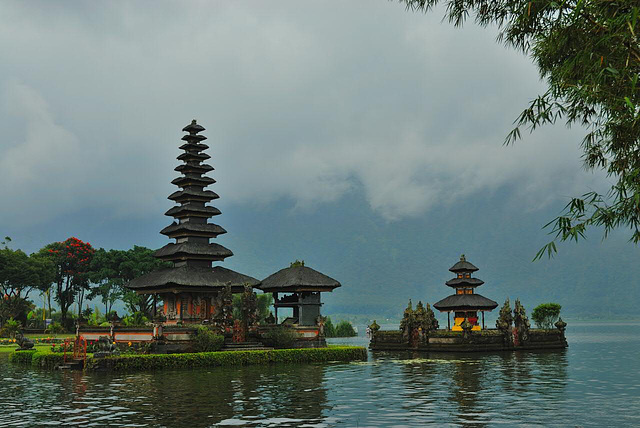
[78,121,341,352]
[369,256,568,352]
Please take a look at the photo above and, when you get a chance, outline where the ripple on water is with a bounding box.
[1,325,639,427]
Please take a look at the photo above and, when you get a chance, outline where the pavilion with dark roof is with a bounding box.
[257,262,341,326]
[433,255,498,331]
[125,120,259,324]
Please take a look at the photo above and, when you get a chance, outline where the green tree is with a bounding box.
[233,292,273,324]
[0,238,55,326]
[257,293,274,323]
[335,320,357,337]
[531,303,562,329]
[117,246,171,316]
[87,248,124,316]
[324,317,336,337]
[38,237,94,328]
[402,1,640,256]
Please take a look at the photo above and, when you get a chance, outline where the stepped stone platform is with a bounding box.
[223,341,274,352]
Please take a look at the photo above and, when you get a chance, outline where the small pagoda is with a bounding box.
[126,120,259,324]
[433,255,498,331]
[257,261,341,326]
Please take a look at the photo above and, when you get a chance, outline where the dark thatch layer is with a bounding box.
[258,265,341,292]
[172,176,216,187]
[183,121,205,133]
[154,242,233,260]
[168,189,219,202]
[125,266,259,290]
[175,163,214,174]
[433,294,498,311]
[179,142,209,151]
[160,222,227,238]
[449,258,479,273]
[445,278,485,288]
[181,133,207,142]
[177,152,210,162]
[165,205,221,218]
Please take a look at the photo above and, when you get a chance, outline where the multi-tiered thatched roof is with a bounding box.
[126,120,259,294]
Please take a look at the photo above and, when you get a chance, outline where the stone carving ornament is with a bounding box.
[496,298,513,346]
[15,331,34,350]
[513,299,531,345]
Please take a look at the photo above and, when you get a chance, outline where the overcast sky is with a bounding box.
[0,0,605,249]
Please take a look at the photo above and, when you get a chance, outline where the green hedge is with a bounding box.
[8,350,67,369]
[9,346,367,372]
[31,352,66,369]
[98,346,367,372]
[8,350,36,364]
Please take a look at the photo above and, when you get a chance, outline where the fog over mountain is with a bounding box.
[1,1,638,321]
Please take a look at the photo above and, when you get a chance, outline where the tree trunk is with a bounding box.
[59,276,71,327]
[47,288,51,320]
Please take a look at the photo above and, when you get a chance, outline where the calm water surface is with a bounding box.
[1,322,639,427]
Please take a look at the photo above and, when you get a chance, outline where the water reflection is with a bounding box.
[367,349,568,427]
[0,359,330,427]
[2,324,639,427]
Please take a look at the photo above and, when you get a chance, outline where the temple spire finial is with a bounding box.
[460,254,466,261]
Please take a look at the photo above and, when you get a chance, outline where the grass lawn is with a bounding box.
[24,333,75,339]
[0,344,53,354]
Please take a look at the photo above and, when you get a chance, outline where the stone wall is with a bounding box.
[370,328,567,352]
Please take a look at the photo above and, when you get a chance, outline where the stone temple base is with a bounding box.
[370,329,567,352]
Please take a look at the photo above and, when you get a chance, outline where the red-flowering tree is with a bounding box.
[39,237,95,328]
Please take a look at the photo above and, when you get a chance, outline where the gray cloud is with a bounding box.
[0,1,603,226]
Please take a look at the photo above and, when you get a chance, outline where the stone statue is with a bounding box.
[424,303,439,332]
[94,335,119,358]
[219,284,234,333]
[555,318,567,335]
[241,284,258,331]
[14,331,34,350]
[265,312,276,325]
[496,298,514,346]
[316,315,327,336]
[414,301,437,345]
[399,299,414,342]
[460,318,474,342]
[513,299,531,345]
[368,319,380,340]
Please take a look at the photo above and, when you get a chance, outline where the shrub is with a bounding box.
[87,308,107,326]
[50,342,72,353]
[192,326,224,352]
[0,318,22,338]
[531,303,562,329]
[122,312,149,327]
[335,321,357,337]
[45,322,65,336]
[262,326,300,349]
[106,311,119,322]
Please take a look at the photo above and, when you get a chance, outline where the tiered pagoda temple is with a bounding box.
[126,120,259,324]
[433,255,498,331]
[258,262,341,326]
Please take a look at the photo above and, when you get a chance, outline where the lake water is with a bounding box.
[1,322,638,427]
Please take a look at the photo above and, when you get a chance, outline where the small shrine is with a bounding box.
[257,261,341,326]
[125,120,259,325]
[433,255,498,331]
